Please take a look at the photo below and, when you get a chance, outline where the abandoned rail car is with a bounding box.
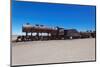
[80,31,96,38]
[64,29,81,39]
[15,23,95,42]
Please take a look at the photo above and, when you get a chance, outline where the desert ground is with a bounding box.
[12,38,95,66]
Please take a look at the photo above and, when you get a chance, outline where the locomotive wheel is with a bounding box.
[69,36,73,39]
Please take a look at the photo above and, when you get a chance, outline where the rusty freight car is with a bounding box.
[64,29,81,39]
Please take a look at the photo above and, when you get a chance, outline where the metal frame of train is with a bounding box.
[16,23,96,42]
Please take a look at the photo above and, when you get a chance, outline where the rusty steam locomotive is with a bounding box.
[15,23,95,42]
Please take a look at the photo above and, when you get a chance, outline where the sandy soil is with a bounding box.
[12,38,95,66]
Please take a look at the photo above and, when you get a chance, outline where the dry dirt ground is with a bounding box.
[12,38,95,66]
